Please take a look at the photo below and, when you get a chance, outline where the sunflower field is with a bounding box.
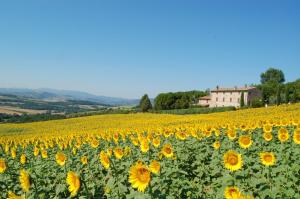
[1,104,300,198]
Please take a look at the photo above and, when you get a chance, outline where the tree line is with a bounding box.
[140,67,300,111]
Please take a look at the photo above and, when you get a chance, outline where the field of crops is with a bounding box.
[1,104,300,199]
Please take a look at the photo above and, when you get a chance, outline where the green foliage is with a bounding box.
[250,98,264,108]
[151,106,236,115]
[154,90,207,110]
[259,68,286,105]
[260,67,285,84]
[139,94,152,112]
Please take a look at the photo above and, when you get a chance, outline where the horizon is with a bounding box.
[0,1,300,98]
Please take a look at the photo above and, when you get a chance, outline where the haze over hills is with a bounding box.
[0,88,139,106]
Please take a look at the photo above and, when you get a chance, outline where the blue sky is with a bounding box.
[0,0,299,98]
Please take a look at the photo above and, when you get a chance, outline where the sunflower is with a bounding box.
[128,161,151,192]
[20,154,26,165]
[56,152,67,166]
[149,160,161,174]
[278,128,289,142]
[0,158,7,173]
[80,156,88,165]
[66,171,80,197]
[260,152,276,166]
[33,147,39,157]
[90,139,99,148]
[19,169,30,193]
[41,149,48,159]
[176,131,187,140]
[7,191,24,199]
[161,143,173,158]
[140,140,149,153]
[223,150,243,172]
[213,141,221,150]
[227,129,237,140]
[124,146,131,156]
[152,137,160,148]
[224,186,241,199]
[293,129,300,144]
[214,130,221,137]
[263,124,272,133]
[114,147,124,159]
[238,135,252,149]
[11,148,16,159]
[100,151,110,169]
[263,132,272,141]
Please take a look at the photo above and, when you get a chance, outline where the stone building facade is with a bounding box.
[199,86,261,108]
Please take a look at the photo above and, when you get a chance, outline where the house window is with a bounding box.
[216,97,218,102]
[230,98,232,102]
[223,92,225,95]
[206,100,208,103]
[223,97,225,102]
[237,98,240,103]
[230,92,232,95]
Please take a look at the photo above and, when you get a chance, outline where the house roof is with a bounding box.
[211,86,256,92]
[199,95,211,100]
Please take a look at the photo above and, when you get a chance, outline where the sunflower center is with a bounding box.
[241,138,250,145]
[228,155,238,165]
[137,168,150,183]
[165,147,171,154]
[264,155,272,162]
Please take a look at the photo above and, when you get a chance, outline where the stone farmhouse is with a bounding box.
[198,85,261,108]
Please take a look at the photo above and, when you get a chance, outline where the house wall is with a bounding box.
[209,91,244,107]
[198,99,210,107]
[208,88,261,108]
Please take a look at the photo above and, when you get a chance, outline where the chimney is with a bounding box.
[216,85,219,90]
[245,84,247,88]
[234,86,237,90]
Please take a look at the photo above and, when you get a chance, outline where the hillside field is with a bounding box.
[0,104,300,198]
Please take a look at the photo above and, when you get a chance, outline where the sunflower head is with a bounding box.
[223,150,243,172]
[278,128,290,142]
[263,132,273,141]
[56,152,67,166]
[99,151,110,169]
[7,191,25,199]
[152,137,161,148]
[114,147,124,159]
[19,169,31,193]
[293,129,300,144]
[20,154,26,165]
[227,129,237,140]
[41,149,48,159]
[149,160,161,174]
[161,143,173,158]
[260,152,276,166]
[213,141,221,150]
[66,171,81,197]
[80,156,88,165]
[224,186,241,199]
[238,135,252,149]
[140,140,149,153]
[0,158,7,173]
[128,161,151,192]
[176,131,187,140]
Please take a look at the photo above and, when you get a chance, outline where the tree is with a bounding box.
[260,68,285,105]
[240,92,245,107]
[260,68,285,84]
[139,94,152,112]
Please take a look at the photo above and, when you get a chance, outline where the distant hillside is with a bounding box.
[0,88,139,106]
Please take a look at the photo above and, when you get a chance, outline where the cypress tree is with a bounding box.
[240,92,245,107]
[139,94,152,112]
